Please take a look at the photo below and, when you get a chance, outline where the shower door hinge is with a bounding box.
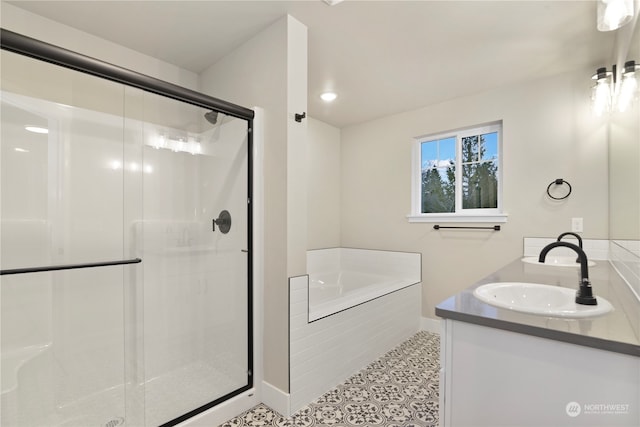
[247,197,251,205]
[247,369,253,377]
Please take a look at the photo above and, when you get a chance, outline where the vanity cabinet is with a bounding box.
[439,319,639,426]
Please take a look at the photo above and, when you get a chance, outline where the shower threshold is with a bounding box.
[2,359,245,427]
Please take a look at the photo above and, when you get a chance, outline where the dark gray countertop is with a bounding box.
[435,258,640,357]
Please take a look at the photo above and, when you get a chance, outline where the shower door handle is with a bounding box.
[0,258,142,276]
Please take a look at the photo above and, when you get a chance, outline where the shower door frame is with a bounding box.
[0,28,255,427]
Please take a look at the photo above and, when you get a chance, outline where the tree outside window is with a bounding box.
[419,125,500,215]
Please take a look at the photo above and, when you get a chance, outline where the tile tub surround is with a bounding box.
[289,274,421,414]
[436,258,640,356]
[221,331,440,427]
[523,237,610,260]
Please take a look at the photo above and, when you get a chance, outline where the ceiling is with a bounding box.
[5,1,616,128]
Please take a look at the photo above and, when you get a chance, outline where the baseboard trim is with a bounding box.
[421,317,441,334]
[262,381,291,417]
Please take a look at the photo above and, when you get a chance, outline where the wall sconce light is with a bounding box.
[618,60,639,112]
[591,67,614,116]
[591,60,639,115]
[597,0,634,31]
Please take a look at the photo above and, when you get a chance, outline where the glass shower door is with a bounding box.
[140,92,251,426]
[1,34,253,427]
[1,50,138,427]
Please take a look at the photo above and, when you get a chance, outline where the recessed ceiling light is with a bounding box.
[320,92,338,102]
[25,126,49,134]
[14,147,29,153]
[323,0,345,6]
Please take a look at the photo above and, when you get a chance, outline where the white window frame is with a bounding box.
[407,121,508,223]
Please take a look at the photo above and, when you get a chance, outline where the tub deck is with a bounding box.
[309,270,419,321]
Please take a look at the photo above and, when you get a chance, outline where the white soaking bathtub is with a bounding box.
[307,248,421,321]
[287,247,422,414]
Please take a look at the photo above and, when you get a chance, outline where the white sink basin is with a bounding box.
[473,282,613,318]
[521,256,596,267]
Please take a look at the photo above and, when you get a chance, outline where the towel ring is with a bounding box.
[546,178,572,200]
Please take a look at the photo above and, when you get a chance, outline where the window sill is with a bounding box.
[406,213,509,223]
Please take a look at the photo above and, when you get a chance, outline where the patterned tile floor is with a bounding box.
[220,331,440,426]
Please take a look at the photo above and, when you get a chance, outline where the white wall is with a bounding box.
[307,117,341,249]
[286,21,309,277]
[199,15,308,394]
[339,68,609,320]
[0,2,198,90]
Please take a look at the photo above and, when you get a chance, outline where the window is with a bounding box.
[408,121,507,223]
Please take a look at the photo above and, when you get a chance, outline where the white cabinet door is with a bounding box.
[441,319,640,426]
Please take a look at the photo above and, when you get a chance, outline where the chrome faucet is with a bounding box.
[538,241,597,305]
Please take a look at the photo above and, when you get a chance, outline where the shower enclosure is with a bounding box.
[0,30,253,427]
